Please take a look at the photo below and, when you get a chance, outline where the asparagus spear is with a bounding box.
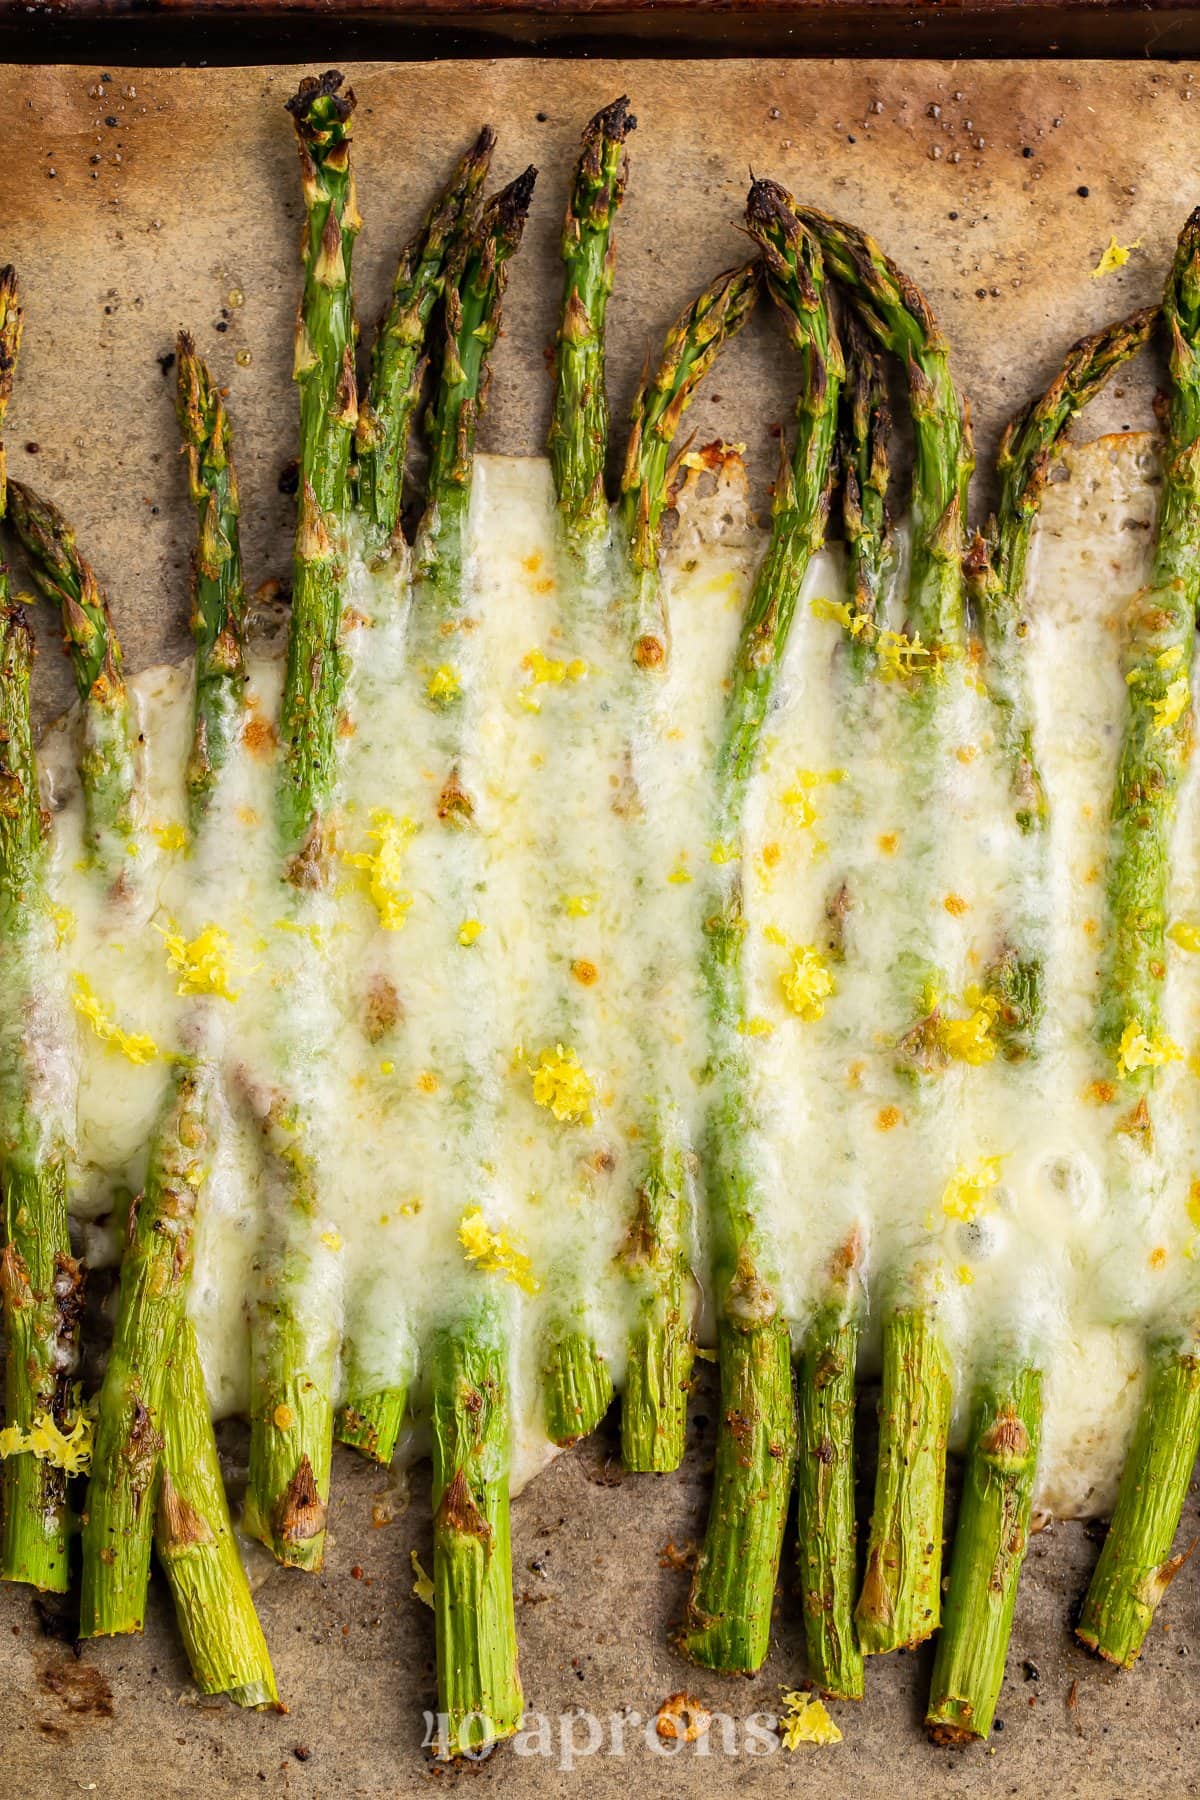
[414,165,536,1756]
[617,261,758,670]
[80,1065,212,1635]
[243,1084,336,1571]
[797,204,974,1657]
[156,1320,278,1707]
[839,307,893,676]
[549,95,635,553]
[679,184,839,1672]
[6,479,136,883]
[278,70,360,882]
[538,98,636,1450]
[335,130,497,1467]
[176,330,248,828]
[616,261,757,1474]
[355,126,495,565]
[927,1369,1042,1740]
[243,71,364,1566]
[80,336,276,1695]
[430,1307,522,1757]
[0,271,85,1590]
[1078,211,1200,1669]
[928,308,1153,1739]
[796,1235,864,1699]
[1095,265,1200,1069]
[796,202,970,649]
[1077,1339,1200,1667]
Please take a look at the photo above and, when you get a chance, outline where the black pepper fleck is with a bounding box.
[1078,185,1090,197]
[104,115,118,128]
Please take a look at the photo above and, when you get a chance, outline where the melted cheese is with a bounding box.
[32,436,1192,1513]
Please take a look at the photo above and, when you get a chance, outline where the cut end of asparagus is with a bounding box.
[336,1389,407,1466]
[542,1328,614,1446]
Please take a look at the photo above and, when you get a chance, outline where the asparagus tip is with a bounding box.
[587,94,637,143]
[495,164,538,227]
[285,68,354,125]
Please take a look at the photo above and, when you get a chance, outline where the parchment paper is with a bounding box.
[0,58,1197,1799]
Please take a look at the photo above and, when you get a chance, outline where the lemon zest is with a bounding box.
[1092,236,1141,279]
[0,1408,93,1476]
[426,663,461,705]
[529,1044,594,1125]
[410,1549,435,1608]
[343,810,418,932]
[1153,674,1190,733]
[779,1691,842,1750]
[457,1206,540,1294]
[72,974,157,1064]
[153,821,188,852]
[942,1155,1005,1222]
[777,939,835,1022]
[1169,920,1200,953]
[1117,1018,1183,1077]
[160,924,240,1001]
[458,918,484,946]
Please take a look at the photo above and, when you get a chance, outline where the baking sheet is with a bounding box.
[1,58,1198,1797]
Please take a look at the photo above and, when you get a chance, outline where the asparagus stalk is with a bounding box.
[928,309,1153,1739]
[81,1065,213,1635]
[1077,1338,1200,1666]
[156,1321,278,1707]
[679,184,839,1672]
[414,165,536,1755]
[1079,212,1200,1668]
[355,126,495,565]
[243,71,365,1565]
[278,70,360,881]
[1095,241,1200,1067]
[616,261,757,1474]
[415,166,537,613]
[6,479,136,882]
[0,272,85,1589]
[617,261,758,670]
[797,205,972,1656]
[430,1308,522,1757]
[176,330,249,827]
[839,308,893,677]
[796,203,970,649]
[796,1234,864,1700]
[335,131,496,1467]
[243,1084,336,1570]
[538,98,636,1450]
[927,1368,1042,1740]
[549,96,635,553]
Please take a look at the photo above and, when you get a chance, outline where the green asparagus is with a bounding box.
[0,269,85,1591]
[81,1065,212,1635]
[278,70,360,882]
[549,95,635,553]
[156,1321,278,1707]
[616,261,757,1474]
[414,164,536,1755]
[176,331,248,827]
[680,182,840,1672]
[6,480,136,882]
[540,98,636,1449]
[927,1368,1042,1740]
[355,127,495,565]
[1079,210,1200,1667]
[929,306,1154,1739]
[795,1234,864,1699]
